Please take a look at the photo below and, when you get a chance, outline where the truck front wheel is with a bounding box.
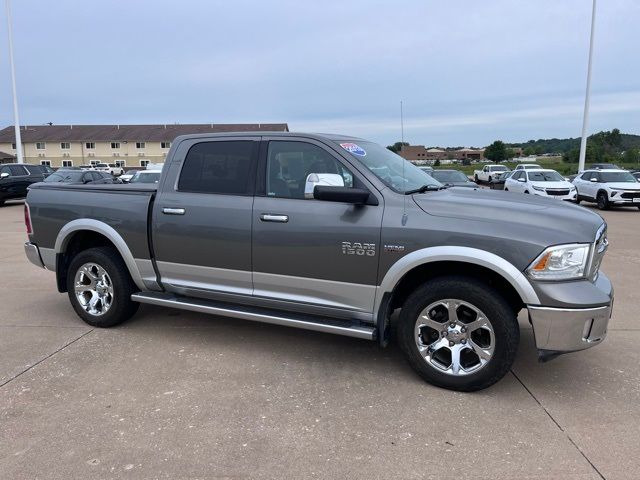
[397,275,519,391]
[66,246,139,327]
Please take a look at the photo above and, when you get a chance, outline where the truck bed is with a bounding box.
[27,182,156,260]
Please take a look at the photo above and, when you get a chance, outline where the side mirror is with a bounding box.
[590,178,598,182]
[0,172,9,179]
[314,186,370,204]
[304,173,344,199]
[517,178,525,182]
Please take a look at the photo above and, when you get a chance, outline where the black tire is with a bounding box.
[524,190,529,194]
[396,275,519,392]
[66,246,139,327]
[488,176,492,182]
[575,197,581,204]
[504,188,508,191]
[474,174,479,182]
[597,191,609,210]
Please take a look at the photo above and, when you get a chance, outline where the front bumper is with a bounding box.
[24,242,45,269]
[528,302,612,358]
[532,191,577,201]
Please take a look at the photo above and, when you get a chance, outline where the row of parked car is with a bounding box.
[0,163,162,206]
[474,163,640,210]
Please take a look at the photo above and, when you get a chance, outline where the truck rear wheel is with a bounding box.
[66,246,139,327]
[396,275,519,391]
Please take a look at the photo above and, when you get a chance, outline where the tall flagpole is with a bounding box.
[578,0,596,173]
[6,0,23,163]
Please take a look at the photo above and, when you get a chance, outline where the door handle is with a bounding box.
[162,207,186,215]
[260,213,289,223]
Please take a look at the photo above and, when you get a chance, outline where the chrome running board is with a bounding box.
[131,292,376,340]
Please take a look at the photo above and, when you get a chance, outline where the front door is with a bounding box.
[153,137,260,298]
[252,138,383,316]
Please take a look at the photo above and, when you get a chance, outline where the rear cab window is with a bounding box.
[178,141,258,195]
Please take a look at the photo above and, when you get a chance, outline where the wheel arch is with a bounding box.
[54,219,146,292]
[375,247,540,321]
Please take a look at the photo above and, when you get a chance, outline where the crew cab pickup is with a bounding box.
[23,132,613,391]
[474,164,509,183]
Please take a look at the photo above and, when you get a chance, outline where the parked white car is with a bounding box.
[119,169,139,183]
[94,163,124,176]
[504,169,577,201]
[514,164,542,170]
[473,164,509,183]
[572,169,640,210]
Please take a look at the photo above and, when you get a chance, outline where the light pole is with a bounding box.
[5,0,23,163]
[578,0,596,173]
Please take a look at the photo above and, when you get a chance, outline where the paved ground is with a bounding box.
[0,199,638,479]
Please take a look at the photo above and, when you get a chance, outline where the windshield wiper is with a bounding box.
[405,184,447,195]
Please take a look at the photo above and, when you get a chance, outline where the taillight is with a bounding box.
[24,203,33,235]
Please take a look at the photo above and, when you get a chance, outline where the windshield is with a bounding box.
[431,170,468,183]
[336,141,440,193]
[527,171,565,182]
[490,166,508,172]
[600,171,637,183]
[131,172,161,183]
[44,172,84,182]
[523,165,541,169]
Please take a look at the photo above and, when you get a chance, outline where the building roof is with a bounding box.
[0,123,289,143]
[426,148,445,153]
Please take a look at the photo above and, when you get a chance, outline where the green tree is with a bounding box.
[484,140,508,161]
[623,147,640,164]
[386,141,409,153]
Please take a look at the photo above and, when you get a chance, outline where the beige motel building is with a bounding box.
[399,145,523,164]
[0,123,289,168]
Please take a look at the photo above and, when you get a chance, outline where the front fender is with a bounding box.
[373,246,540,319]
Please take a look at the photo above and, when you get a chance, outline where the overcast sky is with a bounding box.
[1,0,638,147]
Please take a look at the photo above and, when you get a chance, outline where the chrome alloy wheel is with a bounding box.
[74,263,114,316]
[414,299,495,376]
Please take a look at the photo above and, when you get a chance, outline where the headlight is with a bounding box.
[527,244,590,280]
[570,186,576,191]
[532,185,545,192]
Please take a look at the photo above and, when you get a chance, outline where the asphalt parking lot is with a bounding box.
[0,199,638,479]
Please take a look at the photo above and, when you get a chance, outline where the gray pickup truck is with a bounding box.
[23,132,613,391]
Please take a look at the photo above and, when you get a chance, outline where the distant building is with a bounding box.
[0,123,289,167]
[399,145,485,163]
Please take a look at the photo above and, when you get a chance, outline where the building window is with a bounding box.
[111,142,120,149]
[136,142,145,149]
[11,143,16,150]
[60,142,70,150]
[115,160,126,167]
[140,160,149,167]
[36,142,46,150]
[161,142,171,149]
[85,142,95,149]
[40,160,52,166]
[62,160,73,167]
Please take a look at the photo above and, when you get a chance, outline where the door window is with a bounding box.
[0,166,11,176]
[266,141,354,199]
[9,165,27,176]
[178,141,257,195]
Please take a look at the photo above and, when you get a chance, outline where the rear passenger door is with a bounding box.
[153,137,260,299]
[251,138,383,317]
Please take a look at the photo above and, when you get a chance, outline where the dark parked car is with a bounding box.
[0,163,46,206]
[590,163,620,170]
[430,169,478,188]
[489,171,513,190]
[43,170,118,185]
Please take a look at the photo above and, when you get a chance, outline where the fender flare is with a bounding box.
[373,246,540,318]
[54,219,146,291]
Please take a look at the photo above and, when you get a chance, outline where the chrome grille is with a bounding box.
[589,224,608,280]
